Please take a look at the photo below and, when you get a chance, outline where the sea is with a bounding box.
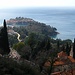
[0,7,75,41]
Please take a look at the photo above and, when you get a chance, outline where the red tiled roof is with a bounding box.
[44,51,75,75]
[68,56,75,63]
[44,60,65,67]
[57,51,67,58]
[54,60,64,66]
[51,69,75,75]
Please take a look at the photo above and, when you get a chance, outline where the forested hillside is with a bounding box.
[0,19,75,75]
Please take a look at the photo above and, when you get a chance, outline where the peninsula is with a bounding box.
[7,17,58,37]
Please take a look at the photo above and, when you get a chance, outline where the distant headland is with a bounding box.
[7,17,58,37]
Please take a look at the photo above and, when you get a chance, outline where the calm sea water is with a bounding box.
[0,7,75,41]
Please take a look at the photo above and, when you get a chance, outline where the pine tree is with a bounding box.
[73,38,75,59]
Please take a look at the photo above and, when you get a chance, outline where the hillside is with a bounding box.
[0,20,75,75]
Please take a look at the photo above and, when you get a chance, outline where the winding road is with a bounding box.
[8,29,22,42]
[14,32,22,42]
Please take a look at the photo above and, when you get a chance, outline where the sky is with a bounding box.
[0,0,75,9]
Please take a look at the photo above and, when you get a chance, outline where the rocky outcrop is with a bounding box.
[9,48,21,60]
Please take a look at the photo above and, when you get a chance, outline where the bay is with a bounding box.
[0,7,75,41]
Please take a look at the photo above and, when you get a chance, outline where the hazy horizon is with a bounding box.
[0,0,75,9]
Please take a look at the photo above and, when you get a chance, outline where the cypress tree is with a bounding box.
[62,44,65,52]
[73,38,75,59]
[0,20,10,54]
[45,39,51,50]
[66,43,70,56]
[66,43,68,55]
[57,40,59,49]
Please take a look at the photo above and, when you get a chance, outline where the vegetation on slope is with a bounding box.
[0,19,75,75]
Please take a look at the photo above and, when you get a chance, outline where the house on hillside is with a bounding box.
[44,51,75,75]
